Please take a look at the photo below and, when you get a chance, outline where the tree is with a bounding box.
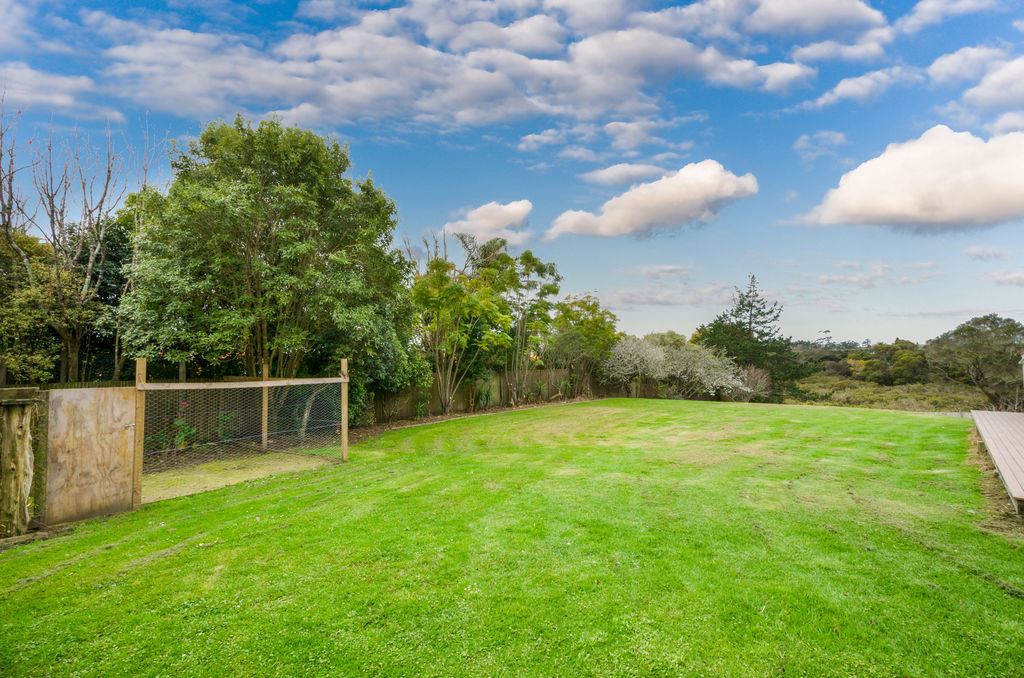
[493,248,561,406]
[658,341,745,400]
[0,232,57,384]
[602,336,665,397]
[123,117,417,421]
[926,314,1024,409]
[545,295,620,397]
[694,275,803,394]
[411,236,512,414]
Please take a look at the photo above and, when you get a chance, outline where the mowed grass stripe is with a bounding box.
[1,399,1022,676]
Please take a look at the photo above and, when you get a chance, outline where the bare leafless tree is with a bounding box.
[13,122,129,381]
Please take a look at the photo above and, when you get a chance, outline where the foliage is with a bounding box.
[925,314,1024,410]
[411,236,512,413]
[694,275,804,395]
[657,340,745,400]
[121,117,417,420]
[544,294,620,397]
[0,233,58,383]
[602,336,665,396]
[490,246,561,406]
[790,373,989,412]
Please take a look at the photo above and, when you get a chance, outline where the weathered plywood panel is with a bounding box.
[46,387,136,525]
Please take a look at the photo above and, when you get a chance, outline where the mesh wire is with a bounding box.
[142,382,343,474]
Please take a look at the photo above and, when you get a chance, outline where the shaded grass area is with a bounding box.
[142,452,333,504]
[790,373,989,412]
[2,399,1023,676]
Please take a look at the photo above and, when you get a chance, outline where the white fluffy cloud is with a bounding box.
[442,199,534,245]
[801,66,922,109]
[791,27,894,62]
[545,159,757,240]
[747,0,884,35]
[963,57,1024,111]
[927,45,1006,85]
[896,0,998,34]
[988,112,1024,134]
[581,163,668,185]
[810,125,1024,230]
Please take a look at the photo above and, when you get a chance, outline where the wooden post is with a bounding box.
[261,359,270,451]
[132,358,146,508]
[0,388,38,537]
[178,360,186,382]
[340,358,349,462]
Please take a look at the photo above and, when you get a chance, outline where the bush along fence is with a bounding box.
[0,360,350,535]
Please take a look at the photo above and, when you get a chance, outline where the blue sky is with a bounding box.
[4,0,1024,342]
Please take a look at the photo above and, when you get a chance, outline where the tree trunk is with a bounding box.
[0,357,6,387]
[0,391,37,537]
[299,385,330,440]
[66,333,81,384]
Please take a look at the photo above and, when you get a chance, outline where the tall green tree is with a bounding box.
[411,236,512,414]
[926,314,1024,409]
[694,275,803,394]
[484,244,561,406]
[122,117,416,407]
[545,295,620,397]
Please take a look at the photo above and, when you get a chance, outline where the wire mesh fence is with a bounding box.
[142,382,344,475]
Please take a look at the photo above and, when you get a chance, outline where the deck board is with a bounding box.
[971,410,1024,514]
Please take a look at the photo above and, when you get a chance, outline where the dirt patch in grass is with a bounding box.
[967,432,1024,539]
[142,453,333,504]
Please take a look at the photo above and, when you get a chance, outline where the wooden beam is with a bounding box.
[340,358,349,463]
[132,358,146,508]
[137,377,348,391]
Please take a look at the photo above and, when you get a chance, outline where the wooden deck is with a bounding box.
[971,410,1024,514]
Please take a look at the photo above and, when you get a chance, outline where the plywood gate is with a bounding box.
[45,387,137,525]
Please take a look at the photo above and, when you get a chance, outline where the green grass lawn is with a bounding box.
[2,399,1023,676]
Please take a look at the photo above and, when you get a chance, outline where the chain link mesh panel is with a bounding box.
[142,382,343,474]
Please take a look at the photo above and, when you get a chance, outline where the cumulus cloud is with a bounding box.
[927,45,1006,85]
[747,0,885,36]
[963,56,1024,111]
[581,163,668,186]
[442,199,534,245]
[545,159,757,240]
[793,130,848,160]
[988,112,1024,134]
[791,27,894,62]
[809,125,1024,230]
[448,15,567,55]
[965,245,1008,260]
[896,0,998,34]
[800,66,922,109]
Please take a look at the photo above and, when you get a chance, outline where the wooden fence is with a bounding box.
[0,360,350,532]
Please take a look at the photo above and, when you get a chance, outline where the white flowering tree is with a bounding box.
[603,336,665,397]
[661,342,746,399]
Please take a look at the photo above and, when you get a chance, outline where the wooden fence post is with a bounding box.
[261,359,270,451]
[132,358,146,508]
[0,388,39,537]
[340,358,349,462]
